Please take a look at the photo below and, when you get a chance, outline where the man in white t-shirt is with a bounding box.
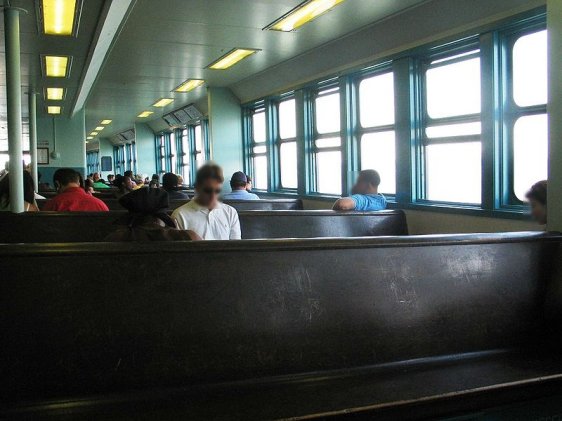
[172,164,241,240]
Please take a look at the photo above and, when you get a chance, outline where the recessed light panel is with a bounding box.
[42,0,78,36]
[208,49,258,70]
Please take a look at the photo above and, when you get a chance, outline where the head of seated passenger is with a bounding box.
[54,168,82,193]
[526,180,547,225]
[332,169,387,212]
[107,174,115,184]
[114,175,135,198]
[194,164,224,208]
[162,172,189,201]
[105,188,200,242]
[0,171,39,212]
[84,178,94,195]
[222,172,260,200]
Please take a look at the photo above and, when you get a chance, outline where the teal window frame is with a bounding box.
[241,9,545,219]
[86,150,100,174]
[273,92,298,192]
[244,102,269,192]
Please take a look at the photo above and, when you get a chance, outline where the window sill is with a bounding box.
[390,201,531,220]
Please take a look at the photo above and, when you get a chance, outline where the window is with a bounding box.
[313,86,341,195]
[170,131,177,174]
[505,28,548,202]
[250,108,268,190]
[277,97,298,189]
[422,49,482,204]
[86,151,100,175]
[180,128,191,185]
[358,71,396,194]
[194,124,205,170]
[113,145,126,175]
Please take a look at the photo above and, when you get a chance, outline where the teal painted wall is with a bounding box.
[208,87,243,192]
[548,0,562,231]
[36,109,86,187]
[135,123,156,177]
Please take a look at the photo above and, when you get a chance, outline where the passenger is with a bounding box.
[106,174,115,186]
[332,169,387,211]
[162,172,189,201]
[0,171,40,212]
[246,175,253,192]
[43,168,109,212]
[526,180,547,225]
[177,174,185,186]
[172,164,241,240]
[149,174,159,188]
[92,172,110,189]
[114,175,135,199]
[222,171,260,200]
[105,188,200,242]
[84,178,95,195]
[123,170,140,189]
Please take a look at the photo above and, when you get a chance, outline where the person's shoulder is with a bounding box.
[172,199,196,214]
[219,202,238,215]
[249,193,260,200]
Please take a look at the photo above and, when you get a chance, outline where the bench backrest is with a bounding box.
[0,210,407,242]
[1,232,558,402]
[36,198,304,211]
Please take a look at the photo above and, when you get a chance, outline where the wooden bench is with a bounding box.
[0,210,408,242]
[36,198,304,211]
[1,232,561,419]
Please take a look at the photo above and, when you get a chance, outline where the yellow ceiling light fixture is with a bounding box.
[174,79,205,93]
[265,0,345,32]
[41,0,79,36]
[207,49,259,70]
[100,119,112,125]
[95,126,104,131]
[87,136,93,140]
[138,111,154,118]
[46,87,64,100]
[44,55,70,77]
[152,98,174,107]
[47,106,61,114]
[90,131,98,136]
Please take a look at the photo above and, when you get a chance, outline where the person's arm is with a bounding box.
[332,197,356,211]
[171,209,186,230]
[186,230,202,241]
[230,210,241,240]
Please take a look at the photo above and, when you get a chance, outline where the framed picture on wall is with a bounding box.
[37,148,49,165]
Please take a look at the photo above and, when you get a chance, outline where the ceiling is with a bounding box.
[0,0,429,145]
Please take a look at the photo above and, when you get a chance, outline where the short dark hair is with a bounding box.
[358,169,380,188]
[526,180,547,205]
[53,168,80,187]
[107,174,115,179]
[0,171,36,205]
[195,164,224,187]
[162,172,179,191]
[124,170,133,178]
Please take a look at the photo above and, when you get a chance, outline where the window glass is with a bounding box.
[361,131,396,194]
[359,72,395,128]
[194,125,204,169]
[316,137,341,148]
[426,122,481,138]
[279,99,296,139]
[253,155,268,190]
[280,142,297,189]
[426,55,481,118]
[316,151,342,195]
[181,129,190,184]
[315,91,340,134]
[253,145,267,154]
[513,30,547,107]
[425,142,481,203]
[513,114,548,201]
[252,111,266,143]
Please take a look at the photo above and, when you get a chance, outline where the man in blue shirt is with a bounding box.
[333,169,387,211]
[222,171,260,200]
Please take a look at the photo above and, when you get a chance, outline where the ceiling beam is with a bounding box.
[71,0,136,116]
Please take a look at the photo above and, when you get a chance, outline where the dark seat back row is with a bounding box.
[1,233,561,418]
[36,198,304,211]
[0,210,407,243]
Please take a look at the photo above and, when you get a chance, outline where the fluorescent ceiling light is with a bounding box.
[46,87,64,100]
[90,131,98,136]
[265,0,345,32]
[45,55,70,77]
[95,126,104,131]
[208,49,258,70]
[47,106,61,114]
[152,98,174,107]
[101,119,112,125]
[174,79,205,93]
[42,0,78,36]
[87,136,93,140]
[138,111,154,118]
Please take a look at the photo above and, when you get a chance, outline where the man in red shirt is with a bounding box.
[43,168,109,212]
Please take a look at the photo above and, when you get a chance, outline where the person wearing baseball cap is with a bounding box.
[222,171,260,201]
